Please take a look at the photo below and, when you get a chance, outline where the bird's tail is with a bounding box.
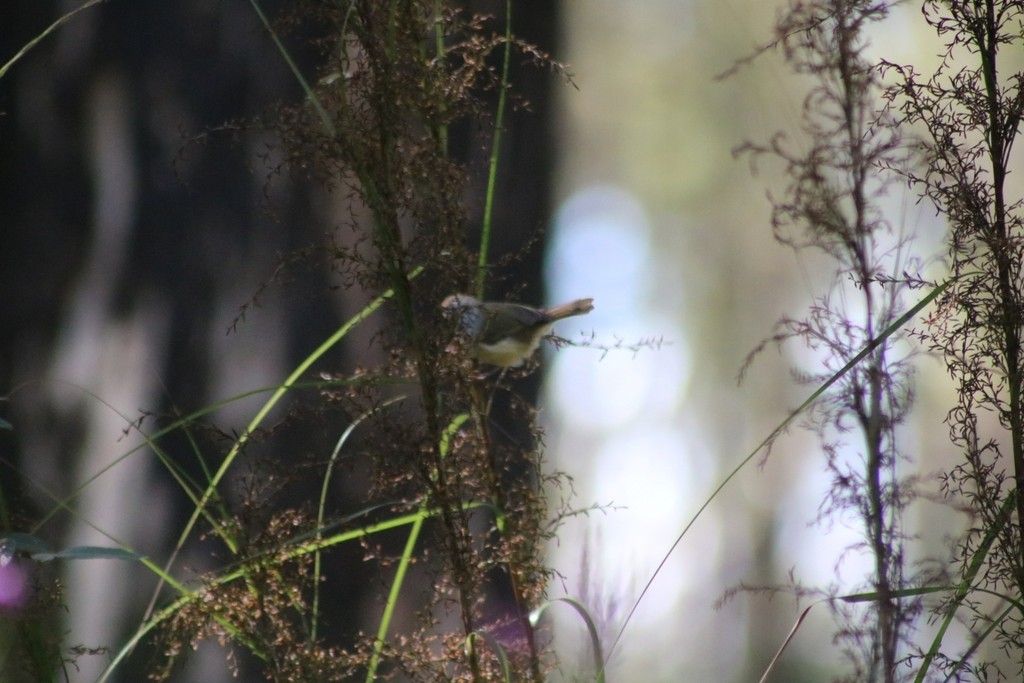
[543,298,594,320]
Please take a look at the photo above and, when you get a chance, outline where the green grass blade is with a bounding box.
[364,413,469,682]
[531,596,605,683]
[0,0,107,81]
[607,277,952,663]
[476,0,513,296]
[758,602,815,683]
[248,0,334,134]
[915,489,1018,682]
[466,630,512,683]
[177,271,421,561]
[312,395,407,641]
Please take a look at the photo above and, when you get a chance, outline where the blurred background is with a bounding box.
[541,4,958,682]
[0,1,965,681]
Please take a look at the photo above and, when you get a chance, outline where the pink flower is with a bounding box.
[0,557,29,613]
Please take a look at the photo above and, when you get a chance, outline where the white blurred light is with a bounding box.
[544,184,707,674]
[550,319,687,429]
[546,185,690,427]
[547,185,651,313]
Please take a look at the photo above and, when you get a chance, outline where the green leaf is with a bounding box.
[2,532,52,555]
[2,534,142,562]
[32,545,143,562]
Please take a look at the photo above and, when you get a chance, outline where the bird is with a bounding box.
[442,293,594,367]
